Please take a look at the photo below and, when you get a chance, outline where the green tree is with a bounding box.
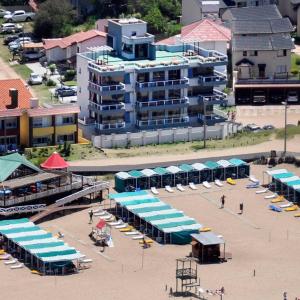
[143,6,167,34]
[33,0,75,38]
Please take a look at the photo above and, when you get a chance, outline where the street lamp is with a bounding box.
[281,101,288,156]
[203,100,207,149]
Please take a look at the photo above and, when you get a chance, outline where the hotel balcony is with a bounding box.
[184,48,227,66]
[198,113,227,126]
[198,71,227,86]
[136,77,189,91]
[88,62,125,75]
[122,33,154,45]
[198,89,227,105]
[136,97,189,111]
[89,101,126,115]
[88,81,126,95]
[136,116,190,128]
[95,121,126,131]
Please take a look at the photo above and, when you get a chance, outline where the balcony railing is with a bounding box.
[88,82,125,93]
[136,97,189,108]
[184,49,227,64]
[137,116,189,127]
[89,101,125,111]
[198,113,226,124]
[199,71,227,84]
[122,33,154,44]
[136,77,189,89]
[88,62,125,73]
[96,122,126,130]
[198,89,227,103]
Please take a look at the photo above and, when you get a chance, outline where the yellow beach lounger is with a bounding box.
[139,239,153,244]
[200,227,211,232]
[294,213,300,217]
[31,270,42,275]
[120,226,133,232]
[226,178,236,185]
[271,196,284,203]
[285,205,299,212]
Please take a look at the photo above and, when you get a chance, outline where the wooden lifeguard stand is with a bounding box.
[175,258,201,296]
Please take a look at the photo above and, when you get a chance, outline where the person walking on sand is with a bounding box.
[220,195,225,209]
[240,202,244,214]
[89,210,94,224]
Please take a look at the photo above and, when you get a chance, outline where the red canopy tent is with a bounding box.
[40,152,69,170]
[96,219,106,230]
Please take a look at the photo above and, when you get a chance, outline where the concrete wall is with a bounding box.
[79,36,106,53]
[92,123,241,148]
[181,0,202,26]
[46,47,66,63]
[232,49,291,78]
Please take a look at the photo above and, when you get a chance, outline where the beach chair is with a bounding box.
[200,227,211,232]
[176,184,185,192]
[94,211,107,217]
[285,205,299,212]
[189,182,198,190]
[132,235,144,240]
[271,196,284,203]
[226,178,236,185]
[246,182,259,189]
[4,259,17,265]
[203,181,211,189]
[256,189,268,194]
[0,254,11,260]
[215,179,223,187]
[31,270,42,275]
[165,185,174,193]
[264,194,277,199]
[279,202,293,208]
[101,214,113,221]
[79,258,93,263]
[269,205,282,212]
[120,226,134,232]
[151,187,159,195]
[11,263,24,269]
[115,223,128,229]
[107,220,123,226]
[139,239,153,244]
[125,231,140,236]
[294,213,300,218]
[249,175,259,183]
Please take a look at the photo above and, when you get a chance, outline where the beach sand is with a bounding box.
[1,164,300,300]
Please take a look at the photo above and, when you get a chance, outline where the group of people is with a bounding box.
[227,110,236,122]
[220,195,244,214]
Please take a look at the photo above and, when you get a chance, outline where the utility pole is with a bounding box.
[203,100,207,149]
[281,101,288,156]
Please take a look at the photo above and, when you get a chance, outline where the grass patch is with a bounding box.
[104,130,273,158]
[291,53,300,76]
[63,80,77,86]
[25,143,106,165]
[276,125,300,139]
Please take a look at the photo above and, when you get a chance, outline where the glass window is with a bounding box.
[243,51,247,57]
[122,43,133,54]
[153,71,165,81]
[153,90,165,100]
[5,119,17,129]
[169,89,181,99]
[168,69,181,80]
[137,73,149,82]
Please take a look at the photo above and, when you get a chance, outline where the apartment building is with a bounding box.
[77,18,228,135]
[222,5,299,105]
[0,79,79,153]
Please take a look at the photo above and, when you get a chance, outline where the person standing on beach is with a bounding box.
[240,202,244,214]
[89,210,94,224]
[220,195,225,209]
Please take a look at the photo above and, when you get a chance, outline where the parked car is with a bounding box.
[54,86,77,97]
[263,124,275,130]
[21,50,45,62]
[0,23,23,34]
[287,91,298,103]
[28,73,43,85]
[4,10,35,22]
[244,124,261,132]
[3,34,19,45]
[253,90,266,104]
[8,37,32,51]
[0,8,11,18]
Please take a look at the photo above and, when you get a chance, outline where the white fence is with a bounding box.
[92,123,242,149]
[0,204,46,216]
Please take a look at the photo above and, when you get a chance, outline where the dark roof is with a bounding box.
[232,18,293,34]
[235,58,255,66]
[233,34,295,51]
[191,233,225,246]
[227,5,281,21]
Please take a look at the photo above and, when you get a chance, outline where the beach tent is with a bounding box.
[128,170,146,190]
[191,163,208,183]
[204,161,220,181]
[141,169,160,188]
[217,160,235,179]
[179,164,194,185]
[40,152,69,170]
[228,158,249,178]
[153,167,173,187]
[115,172,135,192]
[166,166,185,186]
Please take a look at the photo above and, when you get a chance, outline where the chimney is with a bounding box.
[30,98,39,108]
[6,88,18,109]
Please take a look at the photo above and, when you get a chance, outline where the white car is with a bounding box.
[287,91,298,103]
[0,9,11,18]
[4,10,35,22]
[28,73,43,85]
[0,23,23,33]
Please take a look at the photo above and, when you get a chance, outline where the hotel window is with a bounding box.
[276,65,287,73]
[249,51,258,56]
[169,89,181,99]
[277,50,287,57]
[5,119,17,129]
[62,116,74,125]
[33,118,43,128]
[153,71,165,81]
[242,51,247,57]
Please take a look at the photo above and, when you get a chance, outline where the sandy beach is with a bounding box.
[2,163,300,299]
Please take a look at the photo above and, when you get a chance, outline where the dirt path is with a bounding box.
[0,56,19,79]
[69,135,300,168]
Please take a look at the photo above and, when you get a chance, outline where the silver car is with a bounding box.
[0,9,11,18]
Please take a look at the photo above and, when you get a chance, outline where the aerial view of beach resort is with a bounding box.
[2,0,300,299]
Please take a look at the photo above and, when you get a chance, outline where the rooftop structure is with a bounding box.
[77,18,228,136]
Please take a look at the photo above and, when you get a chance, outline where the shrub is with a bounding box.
[291,68,299,76]
[296,57,300,65]
[46,79,56,86]
[49,64,56,74]
[64,69,76,81]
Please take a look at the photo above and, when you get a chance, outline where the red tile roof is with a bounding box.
[0,79,32,111]
[43,30,107,50]
[157,19,231,45]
